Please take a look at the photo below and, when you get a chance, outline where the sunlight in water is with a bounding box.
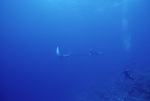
[122,0,131,51]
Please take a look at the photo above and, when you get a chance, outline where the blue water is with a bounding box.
[1,0,150,101]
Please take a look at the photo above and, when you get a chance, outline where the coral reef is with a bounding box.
[74,65,150,101]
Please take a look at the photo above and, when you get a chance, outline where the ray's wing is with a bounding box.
[56,46,61,56]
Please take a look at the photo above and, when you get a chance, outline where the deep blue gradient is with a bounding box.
[1,0,150,101]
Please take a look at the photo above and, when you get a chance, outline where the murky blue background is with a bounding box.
[0,0,150,101]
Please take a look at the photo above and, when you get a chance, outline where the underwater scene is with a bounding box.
[1,0,150,101]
